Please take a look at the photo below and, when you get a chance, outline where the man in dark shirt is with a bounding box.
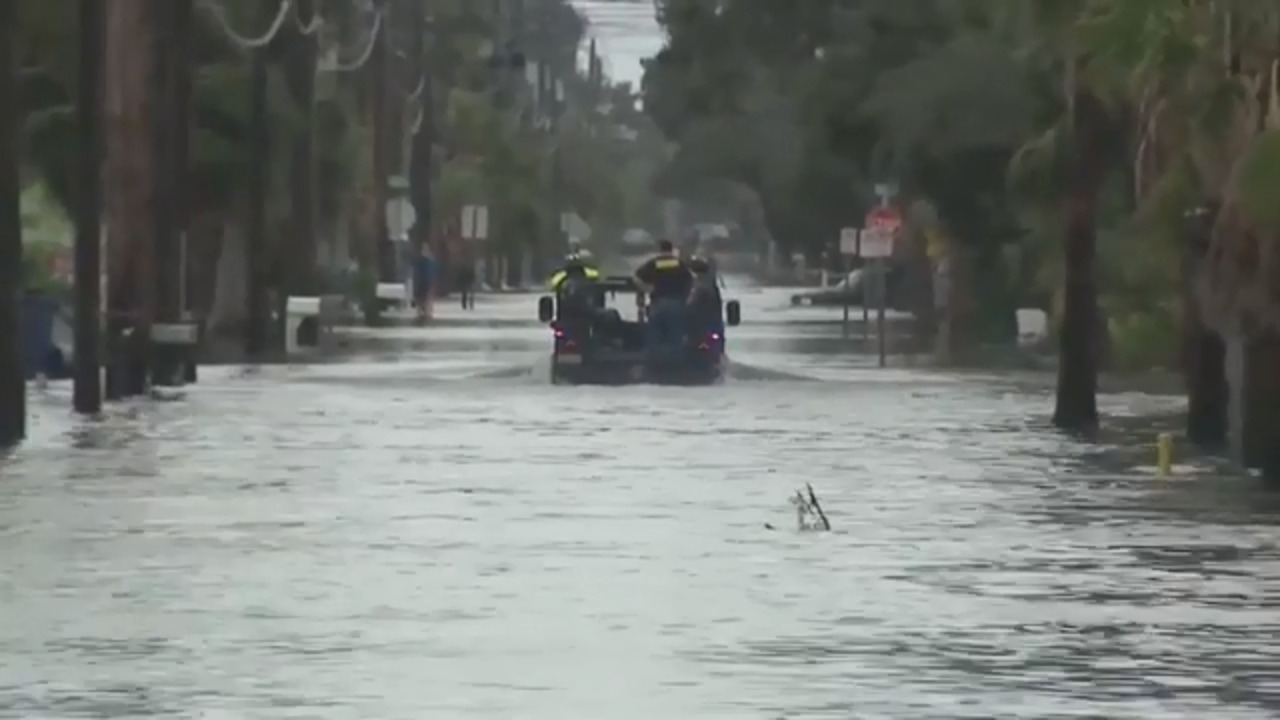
[634,239,693,359]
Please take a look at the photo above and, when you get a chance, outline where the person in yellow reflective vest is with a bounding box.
[634,239,694,359]
[547,250,600,294]
[547,251,603,343]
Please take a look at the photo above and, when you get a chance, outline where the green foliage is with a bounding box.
[1235,131,1280,232]
[643,0,1280,368]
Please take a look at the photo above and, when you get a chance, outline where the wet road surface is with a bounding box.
[3,284,1279,719]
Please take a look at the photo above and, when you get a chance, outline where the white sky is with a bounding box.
[570,0,663,88]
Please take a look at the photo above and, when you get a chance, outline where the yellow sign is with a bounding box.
[925,229,947,260]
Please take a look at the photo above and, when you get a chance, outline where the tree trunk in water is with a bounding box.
[104,0,155,398]
[1185,322,1228,446]
[1052,90,1107,431]
[284,3,317,301]
[0,0,23,446]
[209,224,246,335]
[1242,335,1280,480]
[1182,205,1227,446]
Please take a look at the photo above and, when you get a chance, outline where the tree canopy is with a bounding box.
[14,0,668,284]
[642,0,1280,363]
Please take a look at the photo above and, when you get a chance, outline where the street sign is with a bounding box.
[859,227,894,258]
[386,198,414,240]
[873,183,899,202]
[461,205,489,240]
[865,205,902,233]
[839,227,859,255]
[560,211,591,241]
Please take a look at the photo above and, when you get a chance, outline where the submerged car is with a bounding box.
[790,266,908,309]
[537,276,742,385]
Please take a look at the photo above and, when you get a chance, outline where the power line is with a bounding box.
[294,0,324,35]
[197,0,292,49]
[321,10,384,72]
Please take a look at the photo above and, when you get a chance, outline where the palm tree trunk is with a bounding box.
[1245,338,1280,480]
[1182,205,1227,446]
[1052,88,1108,430]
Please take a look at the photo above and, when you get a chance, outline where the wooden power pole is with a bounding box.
[151,0,187,385]
[245,3,272,357]
[406,6,434,265]
[372,5,392,282]
[0,0,23,445]
[284,0,318,304]
[73,0,105,414]
[104,0,156,398]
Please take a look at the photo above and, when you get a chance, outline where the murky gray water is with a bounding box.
[3,286,1279,719]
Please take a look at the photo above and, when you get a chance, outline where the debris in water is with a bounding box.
[772,484,830,532]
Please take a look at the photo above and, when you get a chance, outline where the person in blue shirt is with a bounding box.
[413,245,437,321]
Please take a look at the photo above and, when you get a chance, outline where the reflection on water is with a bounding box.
[1,290,1277,719]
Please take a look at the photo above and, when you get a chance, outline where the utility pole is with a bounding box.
[372,6,392,282]
[245,3,271,356]
[285,0,318,306]
[104,0,155,399]
[151,0,187,385]
[173,0,194,382]
[406,7,434,267]
[546,62,564,252]
[0,0,24,445]
[73,0,105,414]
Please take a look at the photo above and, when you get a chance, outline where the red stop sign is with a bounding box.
[865,206,902,233]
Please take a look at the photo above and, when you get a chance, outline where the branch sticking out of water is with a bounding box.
[775,486,831,532]
[806,483,831,531]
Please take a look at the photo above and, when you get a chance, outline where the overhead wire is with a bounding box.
[197,0,293,49]
[294,0,325,35]
[322,9,384,72]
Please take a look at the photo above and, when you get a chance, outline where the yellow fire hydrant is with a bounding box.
[1156,432,1173,477]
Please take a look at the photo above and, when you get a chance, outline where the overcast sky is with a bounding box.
[570,0,663,88]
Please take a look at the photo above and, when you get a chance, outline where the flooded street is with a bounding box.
[3,285,1280,719]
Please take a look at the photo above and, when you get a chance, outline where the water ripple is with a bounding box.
[1,291,1277,718]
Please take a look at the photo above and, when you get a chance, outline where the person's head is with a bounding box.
[563,252,585,269]
[657,239,674,255]
[575,248,594,264]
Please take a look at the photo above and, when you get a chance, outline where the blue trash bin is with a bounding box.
[22,292,66,380]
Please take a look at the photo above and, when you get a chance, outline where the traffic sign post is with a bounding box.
[461,205,489,241]
[839,227,859,256]
[862,205,900,368]
[839,227,860,338]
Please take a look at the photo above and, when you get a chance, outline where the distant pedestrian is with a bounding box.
[413,245,436,322]
[456,260,477,310]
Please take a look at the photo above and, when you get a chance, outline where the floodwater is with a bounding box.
[2,284,1279,719]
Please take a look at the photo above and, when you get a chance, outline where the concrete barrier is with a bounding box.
[285,295,343,356]
[375,281,409,310]
[151,320,202,385]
